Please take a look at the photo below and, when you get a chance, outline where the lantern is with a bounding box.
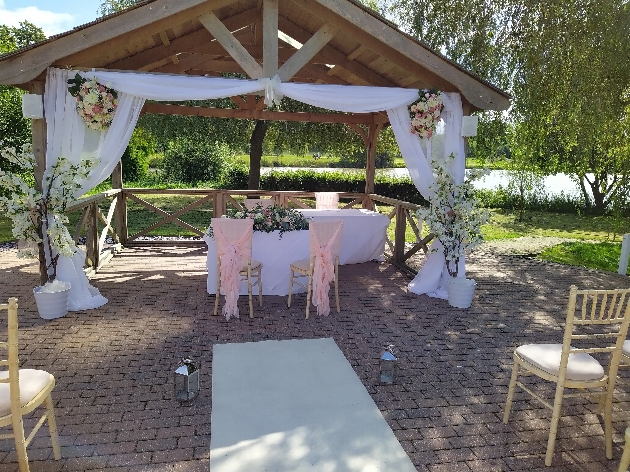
[379,345,397,384]
[175,358,199,402]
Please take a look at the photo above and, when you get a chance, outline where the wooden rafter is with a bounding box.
[143,103,389,125]
[278,15,397,87]
[262,0,279,77]
[198,12,263,79]
[277,23,338,81]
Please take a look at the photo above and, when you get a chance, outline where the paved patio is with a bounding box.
[0,244,629,471]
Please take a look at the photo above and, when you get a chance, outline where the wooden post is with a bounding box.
[85,203,99,269]
[262,0,278,78]
[619,234,630,275]
[111,162,128,244]
[364,123,383,197]
[394,204,406,264]
[29,81,48,285]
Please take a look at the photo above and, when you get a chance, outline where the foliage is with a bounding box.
[538,242,626,275]
[0,144,96,283]
[205,205,310,238]
[67,74,118,131]
[335,150,394,169]
[417,154,490,277]
[121,128,155,181]
[163,138,233,185]
[0,21,46,173]
[388,0,630,214]
[98,0,140,16]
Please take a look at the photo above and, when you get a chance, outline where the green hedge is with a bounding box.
[219,168,428,205]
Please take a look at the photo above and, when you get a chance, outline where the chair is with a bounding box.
[211,218,262,320]
[243,198,274,210]
[619,427,630,472]
[315,192,339,209]
[0,298,61,472]
[503,286,630,466]
[287,220,343,319]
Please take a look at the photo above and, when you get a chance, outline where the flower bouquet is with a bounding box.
[205,204,310,238]
[0,143,97,287]
[410,89,443,139]
[67,73,118,131]
[416,153,489,278]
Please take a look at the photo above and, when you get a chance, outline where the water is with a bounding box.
[262,167,583,198]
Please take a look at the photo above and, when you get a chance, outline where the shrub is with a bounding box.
[121,128,154,181]
[163,138,232,184]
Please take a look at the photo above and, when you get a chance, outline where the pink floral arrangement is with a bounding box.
[67,74,118,131]
[410,89,443,139]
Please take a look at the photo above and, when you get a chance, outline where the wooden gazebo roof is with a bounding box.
[0,0,509,113]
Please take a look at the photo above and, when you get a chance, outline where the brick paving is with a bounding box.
[0,244,629,471]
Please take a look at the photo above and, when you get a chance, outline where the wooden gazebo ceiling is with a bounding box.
[0,0,510,112]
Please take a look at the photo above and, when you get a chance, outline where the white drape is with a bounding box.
[43,68,466,309]
[402,92,466,299]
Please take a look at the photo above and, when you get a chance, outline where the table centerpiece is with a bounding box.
[205,204,310,239]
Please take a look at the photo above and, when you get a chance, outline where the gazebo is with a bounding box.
[0,0,510,310]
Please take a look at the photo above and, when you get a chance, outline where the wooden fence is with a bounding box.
[66,189,431,276]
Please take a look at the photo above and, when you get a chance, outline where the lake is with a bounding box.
[261,167,584,198]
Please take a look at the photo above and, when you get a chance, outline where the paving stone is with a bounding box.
[0,245,629,470]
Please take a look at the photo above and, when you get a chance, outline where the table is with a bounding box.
[210,338,417,472]
[204,208,389,296]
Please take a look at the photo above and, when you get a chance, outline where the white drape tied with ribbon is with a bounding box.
[260,74,284,107]
[311,223,343,317]
[214,229,251,320]
[43,67,466,310]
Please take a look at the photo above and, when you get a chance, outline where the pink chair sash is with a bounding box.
[214,228,250,320]
[311,224,343,316]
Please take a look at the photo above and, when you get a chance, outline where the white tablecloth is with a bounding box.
[204,209,389,296]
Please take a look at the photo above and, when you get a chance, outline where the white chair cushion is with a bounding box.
[240,259,261,272]
[516,344,605,381]
[623,340,630,357]
[290,259,310,272]
[0,369,54,416]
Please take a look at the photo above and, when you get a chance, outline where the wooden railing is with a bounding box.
[68,188,431,276]
[65,189,122,277]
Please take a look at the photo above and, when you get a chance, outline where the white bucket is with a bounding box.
[447,277,476,309]
[33,282,71,320]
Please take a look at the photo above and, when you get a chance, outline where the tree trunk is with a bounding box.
[248,120,269,190]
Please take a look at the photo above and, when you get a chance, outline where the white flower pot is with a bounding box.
[33,281,71,320]
[447,277,476,309]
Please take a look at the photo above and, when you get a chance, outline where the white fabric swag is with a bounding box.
[43,68,465,310]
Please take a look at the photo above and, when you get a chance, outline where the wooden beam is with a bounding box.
[308,0,510,110]
[347,45,365,61]
[198,12,263,79]
[107,7,260,70]
[0,0,235,84]
[143,102,389,125]
[262,0,279,77]
[278,15,397,87]
[277,23,338,81]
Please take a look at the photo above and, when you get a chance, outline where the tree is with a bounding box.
[0,22,46,173]
[98,0,140,16]
[389,0,630,213]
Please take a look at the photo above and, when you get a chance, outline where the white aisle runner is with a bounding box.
[210,338,417,472]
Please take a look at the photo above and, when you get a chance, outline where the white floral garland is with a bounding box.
[67,74,118,131]
[410,89,443,139]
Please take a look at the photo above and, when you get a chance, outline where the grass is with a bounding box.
[539,241,627,275]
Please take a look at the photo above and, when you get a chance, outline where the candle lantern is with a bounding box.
[175,358,199,402]
[379,345,397,384]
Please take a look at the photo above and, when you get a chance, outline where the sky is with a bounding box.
[1,0,104,37]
